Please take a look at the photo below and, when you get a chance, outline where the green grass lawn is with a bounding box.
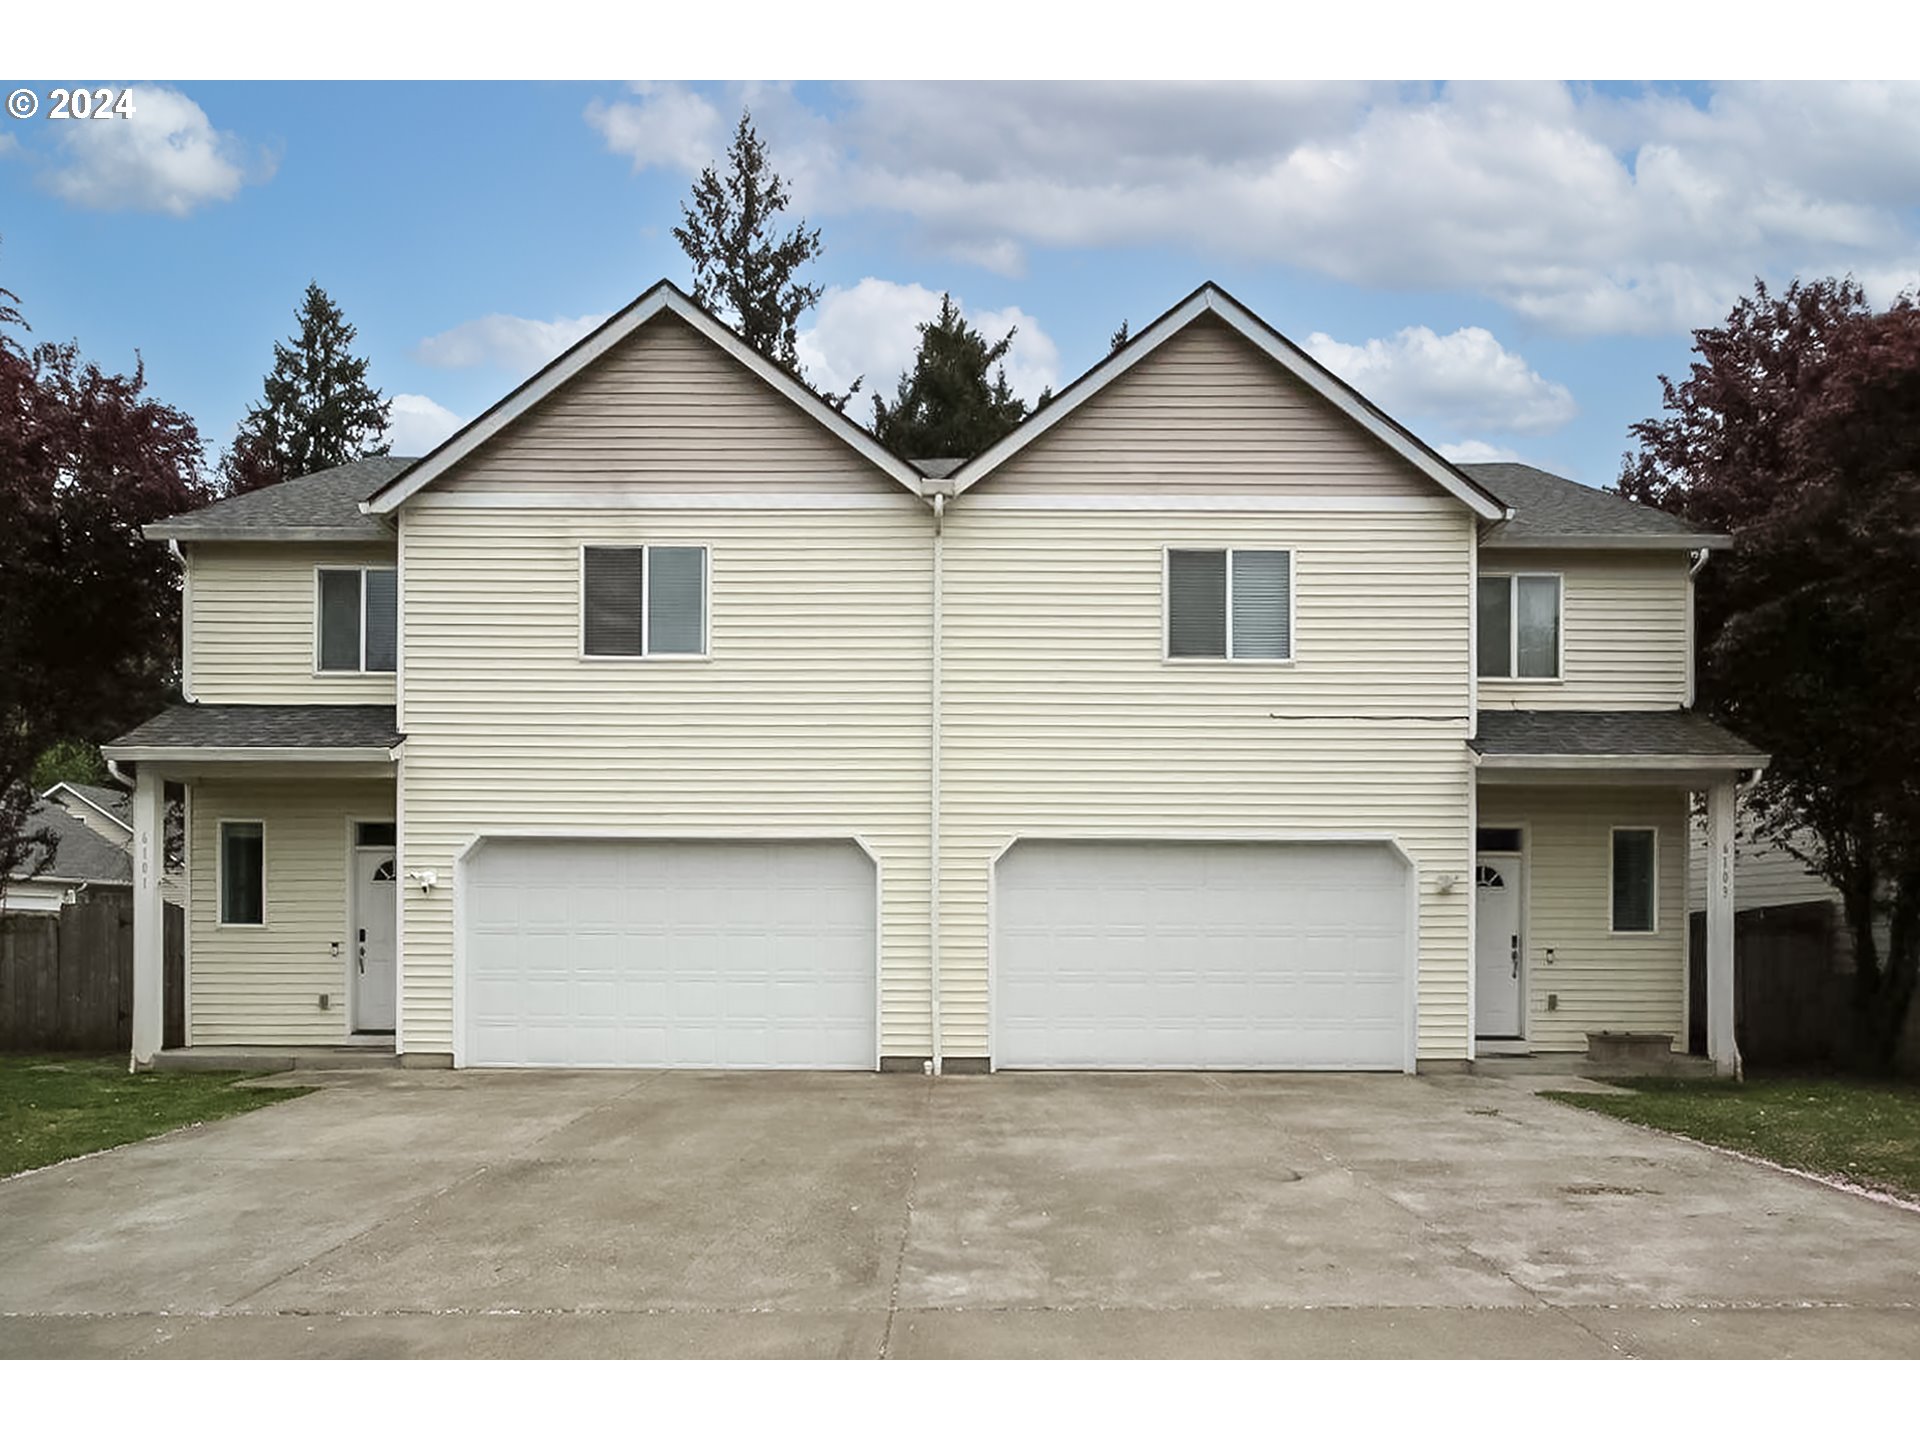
[0,1054,311,1178]
[1547,1075,1920,1203]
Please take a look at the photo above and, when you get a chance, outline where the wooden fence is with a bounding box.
[1688,900,1849,1066]
[0,889,183,1052]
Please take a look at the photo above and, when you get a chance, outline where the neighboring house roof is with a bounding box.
[7,799,133,887]
[940,283,1509,520]
[1464,462,1729,550]
[1472,709,1766,765]
[105,704,403,758]
[43,780,133,834]
[365,281,926,514]
[144,457,415,543]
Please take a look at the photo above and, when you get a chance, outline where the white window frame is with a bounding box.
[314,566,398,676]
[577,543,712,662]
[216,818,267,929]
[1161,545,1297,665]
[1608,826,1659,936]
[1478,571,1563,682]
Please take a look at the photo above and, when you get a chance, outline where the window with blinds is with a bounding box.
[1166,548,1292,660]
[316,567,397,674]
[1477,572,1561,679]
[1611,828,1657,933]
[583,545,707,657]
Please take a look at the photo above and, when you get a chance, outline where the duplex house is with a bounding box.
[106,282,1765,1075]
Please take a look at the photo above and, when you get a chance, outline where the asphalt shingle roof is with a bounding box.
[1472,709,1765,761]
[9,800,133,886]
[108,704,402,752]
[1462,462,1720,546]
[52,781,133,828]
[145,457,416,541]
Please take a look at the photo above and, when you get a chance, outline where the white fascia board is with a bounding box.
[363,284,924,515]
[1479,533,1734,552]
[1474,752,1768,771]
[143,524,391,543]
[946,285,1508,522]
[101,745,399,765]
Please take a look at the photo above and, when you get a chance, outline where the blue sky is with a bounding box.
[2,79,1917,484]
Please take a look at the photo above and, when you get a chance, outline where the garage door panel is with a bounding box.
[462,839,875,1069]
[995,840,1411,1071]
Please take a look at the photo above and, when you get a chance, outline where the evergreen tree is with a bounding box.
[674,110,830,383]
[871,295,1031,459]
[220,282,392,494]
[1110,318,1131,352]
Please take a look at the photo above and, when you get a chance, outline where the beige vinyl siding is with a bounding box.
[186,777,393,1045]
[1477,549,1690,710]
[986,316,1439,496]
[398,503,933,1058]
[1481,785,1687,1051]
[428,314,900,494]
[186,541,398,704]
[939,504,1477,1061]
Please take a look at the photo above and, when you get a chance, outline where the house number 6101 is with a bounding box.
[49,88,137,120]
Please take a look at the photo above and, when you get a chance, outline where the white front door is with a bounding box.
[1474,855,1523,1038]
[353,849,398,1032]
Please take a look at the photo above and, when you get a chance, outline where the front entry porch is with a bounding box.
[1471,709,1769,1076]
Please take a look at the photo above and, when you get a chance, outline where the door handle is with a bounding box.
[1510,934,1520,980]
[357,944,366,974]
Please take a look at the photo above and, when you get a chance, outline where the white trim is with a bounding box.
[1476,753,1764,773]
[146,524,390,543]
[215,817,266,929]
[1477,571,1564,682]
[103,745,399,765]
[983,830,1420,1075]
[395,510,407,732]
[393,746,406,1057]
[313,564,399,677]
[1481,532,1733,551]
[448,828,885,1072]
[577,543,713,661]
[183,784,193,1044]
[946,285,1506,522]
[1161,545,1297,664]
[1609,825,1660,936]
[409,490,919,512]
[961,494,1459,514]
[364,283,926,514]
[177,541,197,703]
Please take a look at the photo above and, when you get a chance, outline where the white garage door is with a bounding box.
[994,840,1413,1071]
[462,838,875,1069]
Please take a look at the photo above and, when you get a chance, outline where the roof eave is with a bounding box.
[1479,532,1733,551]
[363,283,925,515]
[1472,751,1768,770]
[143,523,393,544]
[101,744,401,765]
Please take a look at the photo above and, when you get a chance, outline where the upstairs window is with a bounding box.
[1477,573,1560,679]
[1166,548,1292,661]
[317,568,397,674]
[1611,828,1658,934]
[583,545,708,658]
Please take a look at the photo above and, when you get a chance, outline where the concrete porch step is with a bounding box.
[149,1044,400,1074]
[1470,1052,1717,1080]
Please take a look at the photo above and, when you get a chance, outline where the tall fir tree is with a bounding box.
[674,109,837,392]
[870,295,1032,458]
[220,282,392,494]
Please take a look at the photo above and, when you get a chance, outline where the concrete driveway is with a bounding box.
[3,1069,1917,1359]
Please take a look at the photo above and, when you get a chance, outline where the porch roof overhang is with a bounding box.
[1470,708,1767,788]
[103,704,402,778]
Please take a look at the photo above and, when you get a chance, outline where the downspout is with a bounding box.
[927,489,946,1076]
[1685,548,1711,709]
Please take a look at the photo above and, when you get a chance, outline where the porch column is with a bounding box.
[1706,776,1742,1079]
[130,765,165,1069]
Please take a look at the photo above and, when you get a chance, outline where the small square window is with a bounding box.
[1477,573,1560,679]
[219,821,264,926]
[1166,547,1291,661]
[1611,828,1657,934]
[355,822,396,848]
[583,545,708,658]
[317,568,397,674]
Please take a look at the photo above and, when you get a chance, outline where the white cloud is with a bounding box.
[44,85,269,216]
[795,278,1060,409]
[385,394,463,455]
[0,132,17,158]
[1437,439,1522,465]
[413,312,610,375]
[589,81,1920,336]
[1304,325,1576,434]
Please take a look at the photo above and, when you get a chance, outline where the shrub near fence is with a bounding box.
[0,889,183,1051]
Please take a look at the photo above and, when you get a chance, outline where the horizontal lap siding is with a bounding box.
[187,778,394,1044]
[1479,549,1690,710]
[987,317,1436,496]
[186,541,398,704]
[1481,785,1687,1050]
[435,315,900,492]
[399,505,932,1057]
[940,506,1476,1061]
